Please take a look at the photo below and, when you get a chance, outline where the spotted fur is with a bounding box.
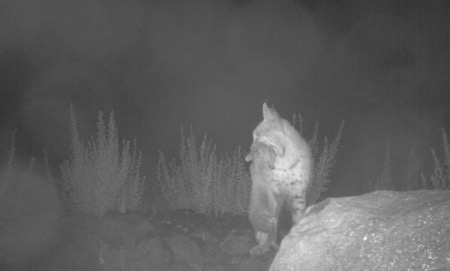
[246,103,312,255]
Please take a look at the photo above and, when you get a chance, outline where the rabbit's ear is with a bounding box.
[245,150,255,162]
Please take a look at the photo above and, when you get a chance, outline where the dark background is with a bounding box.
[1,0,449,203]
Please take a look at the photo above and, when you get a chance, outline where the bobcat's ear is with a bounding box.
[262,103,277,121]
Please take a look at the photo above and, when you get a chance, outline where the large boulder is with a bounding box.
[270,190,450,271]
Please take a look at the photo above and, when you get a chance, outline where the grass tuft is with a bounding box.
[293,116,344,205]
[0,130,35,217]
[421,128,450,190]
[370,140,392,191]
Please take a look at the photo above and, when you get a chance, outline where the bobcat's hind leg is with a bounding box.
[248,183,280,256]
[249,212,279,256]
[250,231,279,256]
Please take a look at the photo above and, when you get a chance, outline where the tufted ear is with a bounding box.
[262,102,279,122]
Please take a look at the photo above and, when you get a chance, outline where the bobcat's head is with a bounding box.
[246,103,287,166]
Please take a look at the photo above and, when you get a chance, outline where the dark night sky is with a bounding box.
[0,0,449,199]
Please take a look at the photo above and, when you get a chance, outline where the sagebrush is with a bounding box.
[421,128,450,190]
[157,125,250,216]
[61,106,145,217]
[293,115,344,205]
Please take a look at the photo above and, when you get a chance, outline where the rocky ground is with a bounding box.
[2,189,449,271]
[1,209,280,271]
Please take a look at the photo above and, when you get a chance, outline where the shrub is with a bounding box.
[402,147,424,191]
[293,115,344,205]
[0,131,35,217]
[369,140,392,191]
[156,125,250,216]
[421,128,450,190]
[61,106,145,217]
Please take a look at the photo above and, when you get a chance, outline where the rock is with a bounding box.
[219,231,254,256]
[86,213,156,243]
[270,190,450,271]
[239,257,269,271]
[203,252,230,271]
[203,264,229,271]
[168,234,203,269]
[41,214,160,271]
[138,237,171,269]
[190,227,213,242]
[0,170,60,269]
[97,237,171,271]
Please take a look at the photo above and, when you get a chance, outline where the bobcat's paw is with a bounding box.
[250,243,270,256]
[250,240,279,256]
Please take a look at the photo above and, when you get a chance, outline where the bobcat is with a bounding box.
[246,103,312,256]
